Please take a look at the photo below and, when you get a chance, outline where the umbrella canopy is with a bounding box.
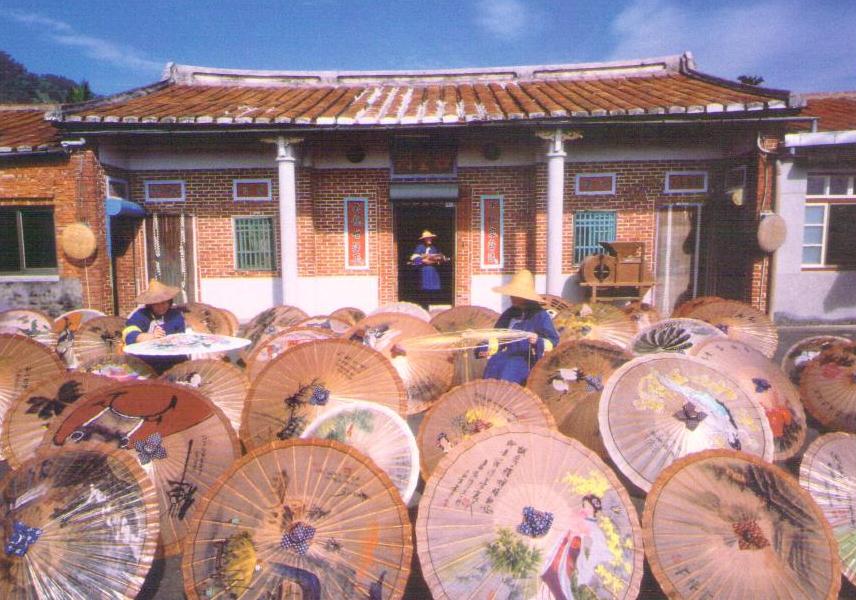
[553,303,636,348]
[599,354,774,492]
[346,313,451,414]
[78,353,155,381]
[239,305,310,355]
[178,303,234,336]
[244,327,336,382]
[328,306,366,327]
[1,372,112,469]
[541,294,572,319]
[644,450,841,600]
[124,332,251,357]
[682,299,779,358]
[527,339,633,459]
[692,338,807,461]
[0,309,55,347]
[241,339,406,450]
[800,432,856,586]
[301,401,419,504]
[219,308,240,337]
[72,316,126,363]
[630,317,726,355]
[45,380,240,555]
[160,359,249,432]
[416,425,644,600]
[0,445,160,599]
[621,301,662,333]
[52,308,104,334]
[0,334,65,460]
[781,335,852,386]
[182,439,412,599]
[295,315,351,335]
[671,295,726,317]
[371,302,431,322]
[417,379,554,480]
[429,305,500,333]
[799,341,856,431]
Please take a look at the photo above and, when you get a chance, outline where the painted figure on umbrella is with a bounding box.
[122,279,187,373]
[478,269,559,385]
[409,230,448,291]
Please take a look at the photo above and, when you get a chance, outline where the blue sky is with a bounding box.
[2,0,855,96]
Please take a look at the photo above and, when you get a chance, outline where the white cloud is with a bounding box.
[608,0,856,92]
[474,0,534,39]
[6,10,162,73]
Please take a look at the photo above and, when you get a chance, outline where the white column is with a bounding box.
[275,136,301,306]
[546,129,567,296]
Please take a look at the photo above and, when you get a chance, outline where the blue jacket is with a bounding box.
[482,305,559,385]
[410,243,443,291]
[123,306,186,373]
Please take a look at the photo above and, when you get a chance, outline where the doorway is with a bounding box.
[393,201,455,308]
[145,212,197,303]
[654,204,703,316]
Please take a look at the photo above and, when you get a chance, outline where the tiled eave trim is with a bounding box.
[0,144,63,155]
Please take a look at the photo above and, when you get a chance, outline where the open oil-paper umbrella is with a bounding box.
[301,401,419,504]
[671,295,725,318]
[599,354,774,492]
[553,303,636,348]
[296,315,351,335]
[541,294,571,319]
[72,315,126,363]
[329,306,365,327]
[182,439,413,599]
[124,332,251,358]
[1,372,112,469]
[781,335,852,386]
[161,358,249,432]
[621,301,661,333]
[692,338,807,461]
[527,339,632,460]
[52,308,105,334]
[0,444,159,599]
[644,450,841,600]
[347,313,451,414]
[371,301,431,322]
[799,341,856,431]
[178,302,234,335]
[429,305,499,333]
[43,380,240,556]
[0,334,65,460]
[416,425,644,600]
[239,305,309,355]
[0,309,56,347]
[79,353,155,381]
[800,432,856,586]
[244,327,336,381]
[682,299,779,358]
[630,317,725,355]
[241,338,406,450]
[416,379,554,480]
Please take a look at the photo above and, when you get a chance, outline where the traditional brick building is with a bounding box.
[4,53,809,319]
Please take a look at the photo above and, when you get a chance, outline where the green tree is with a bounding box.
[67,80,94,103]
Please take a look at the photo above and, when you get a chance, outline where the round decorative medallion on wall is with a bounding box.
[757,213,787,252]
[60,222,97,260]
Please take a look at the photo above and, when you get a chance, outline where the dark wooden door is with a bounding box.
[145,213,197,303]
[394,201,455,308]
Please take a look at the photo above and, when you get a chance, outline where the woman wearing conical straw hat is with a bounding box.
[408,230,449,294]
[477,269,559,385]
[122,279,187,373]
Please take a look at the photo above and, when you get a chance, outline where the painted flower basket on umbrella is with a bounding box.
[800,432,856,587]
[417,379,554,480]
[629,317,725,355]
[644,450,841,600]
[0,444,160,599]
[43,380,240,556]
[416,425,644,600]
[527,339,632,459]
[182,439,412,599]
[160,358,249,432]
[241,338,406,450]
[301,401,419,504]
[599,354,774,492]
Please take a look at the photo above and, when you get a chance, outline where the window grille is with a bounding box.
[573,211,616,264]
[234,217,275,271]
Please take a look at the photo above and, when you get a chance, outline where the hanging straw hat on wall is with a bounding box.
[135,279,180,305]
[419,230,437,240]
[491,269,544,304]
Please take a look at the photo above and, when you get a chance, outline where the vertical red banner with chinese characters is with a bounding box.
[345,198,368,269]
[481,196,503,268]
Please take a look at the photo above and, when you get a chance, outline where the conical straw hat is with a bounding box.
[491,269,544,303]
[800,432,856,586]
[420,229,437,239]
[644,450,841,600]
[135,279,181,304]
[181,439,413,599]
[416,424,644,599]
[0,444,160,599]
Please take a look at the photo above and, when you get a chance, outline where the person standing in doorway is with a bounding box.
[409,230,448,292]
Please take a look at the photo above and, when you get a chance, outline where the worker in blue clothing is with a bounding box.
[478,269,559,385]
[409,230,448,292]
[122,279,187,373]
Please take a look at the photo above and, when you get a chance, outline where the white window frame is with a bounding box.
[105,176,129,201]
[232,215,276,271]
[480,195,504,269]
[806,173,856,197]
[343,197,370,270]
[144,180,185,203]
[232,178,272,202]
[664,170,708,194]
[575,173,617,196]
[802,203,829,267]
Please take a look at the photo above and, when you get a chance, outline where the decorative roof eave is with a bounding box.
[0,144,64,157]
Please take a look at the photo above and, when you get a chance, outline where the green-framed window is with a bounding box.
[234,216,275,271]
[573,210,616,264]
